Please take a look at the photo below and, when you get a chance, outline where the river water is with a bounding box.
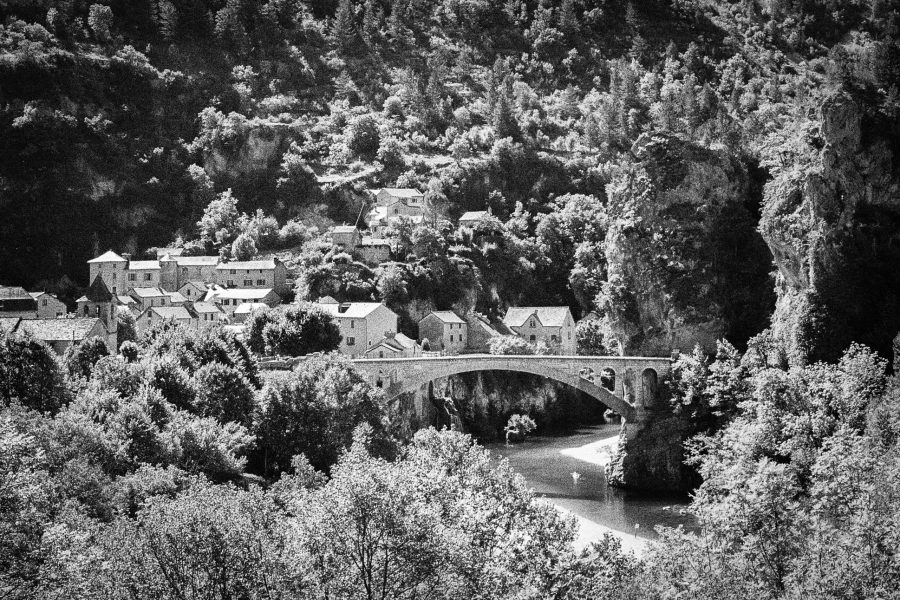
[484,423,696,553]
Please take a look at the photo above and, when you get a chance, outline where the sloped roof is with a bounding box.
[117,295,136,305]
[332,225,359,234]
[144,306,192,320]
[174,256,219,266]
[0,317,22,334]
[380,188,424,198]
[319,296,339,304]
[361,237,390,247]
[88,250,127,263]
[129,287,168,299]
[369,332,418,353]
[165,291,187,304]
[317,301,387,319]
[29,291,58,300]
[216,260,277,270]
[234,302,270,314]
[0,286,33,301]
[422,310,466,325]
[155,247,184,257]
[459,210,490,222]
[192,301,222,314]
[83,277,113,303]
[503,307,572,328]
[212,288,276,300]
[20,318,105,342]
[129,260,160,270]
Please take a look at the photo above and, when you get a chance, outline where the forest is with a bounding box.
[2,0,900,598]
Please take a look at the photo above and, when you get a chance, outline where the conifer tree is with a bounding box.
[332,0,356,54]
[559,0,578,36]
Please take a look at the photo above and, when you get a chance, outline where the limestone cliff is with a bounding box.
[601,133,773,356]
[760,90,900,364]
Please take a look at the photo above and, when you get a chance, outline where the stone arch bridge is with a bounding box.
[350,354,672,422]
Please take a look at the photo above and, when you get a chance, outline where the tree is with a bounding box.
[345,113,380,158]
[245,304,341,357]
[192,362,255,426]
[88,4,113,41]
[231,232,257,261]
[332,0,357,54]
[116,306,137,348]
[0,332,69,413]
[576,318,606,355]
[252,355,390,474]
[492,83,520,140]
[64,337,110,381]
[197,189,240,247]
[489,335,539,355]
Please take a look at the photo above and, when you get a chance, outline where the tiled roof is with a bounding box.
[0,317,21,334]
[211,288,275,300]
[88,250,127,263]
[369,332,418,353]
[318,296,339,304]
[216,260,277,270]
[144,306,192,320]
[318,301,386,319]
[20,318,105,341]
[0,286,33,301]
[129,287,168,298]
[332,225,359,234]
[361,237,390,246]
[503,307,572,328]
[234,302,270,314]
[423,310,466,325]
[29,291,57,300]
[380,188,424,198]
[83,277,113,302]
[129,260,160,270]
[155,247,184,257]
[166,292,187,303]
[192,301,221,314]
[173,256,219,266]
[459,210,490,222]
[117,295,136,305]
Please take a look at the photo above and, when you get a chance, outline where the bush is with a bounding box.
[245,303,340,357]
[64,337,110,381]
[192,363,255,426]
[489,335,538,355]
[0,332,69,413]
[345,113,380,158]
[504,414,537,442]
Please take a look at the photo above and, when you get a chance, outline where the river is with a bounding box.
[485,423,696,555]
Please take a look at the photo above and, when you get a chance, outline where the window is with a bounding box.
[112,272,117,280]
[144,273,152,281]
[529,335,536,341]
[128,273,136,281]
[350,321,354,329]
[379,351,384,358]
[227,280,234,287]
[347,337,356,346]
[530,319,536,328]
[551,335,559,342]
[244,279,252,286]
[449,335,454,342]
[256,279,265,285]
[41,299,47,307]
[230,269,236,274]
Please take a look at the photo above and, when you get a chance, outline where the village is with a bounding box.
[0,187,578,359]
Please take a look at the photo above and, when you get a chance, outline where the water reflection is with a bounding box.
[485,423,697,541]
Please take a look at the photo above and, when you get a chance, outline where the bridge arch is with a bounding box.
[349,355,672,422]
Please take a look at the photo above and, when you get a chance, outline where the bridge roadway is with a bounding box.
[350,354,672,422]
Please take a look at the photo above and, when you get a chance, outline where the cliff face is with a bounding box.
[760,91,900,364]
[601,133,774,356]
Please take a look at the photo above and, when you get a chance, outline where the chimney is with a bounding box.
[385,331,396,339]
[122,252,132,263]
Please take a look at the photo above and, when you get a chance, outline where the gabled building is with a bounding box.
[17,317,111,354]
[418,311,467,354]
[126,260,162,290]
[458,210,492,231]
[207,288,281,318]
[233,302,269,323]
[177,281,212,302]
[193,301,225,328]
[0,286,38,318]
[365,332,421,359]
[464,312,503,352]
[128,287,171,312]
[368,188,427,234]
[160,255,219,291]
[358,237,391,265]
[315,300,398,357]
[136,305,196,332]
[29,292,66,319]
[502,306,576,354]
[330,225,361,251]
[75,277,117,349]
[215,259,288,295]
[374,188,425,208]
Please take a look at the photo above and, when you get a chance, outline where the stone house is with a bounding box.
[316,299,398,358]
[331,225,361,251]
[464,312,503,352]
[75,277,117,349]
[357,237,391,264]
[0,286,38,318]
[128,287,172,312]
[207,288,281,318]
[233,302,269,323]
[136,305,196,332]
[368,188,427,234]
[30,292,66,319]
[418,311,468,354]
[177,281,211,302]
[215,259,288,295]
[126,260,162,291]
[160,255,219,291]
[88,250,128,296]
[365,332,421,358]
[502,306,576,354]
[458,210,492,231]
[193,301,225,328]
[17,317,111,354]
[375,188,425,208]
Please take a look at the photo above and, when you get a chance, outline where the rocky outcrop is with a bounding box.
[760,91,900,364]
[606,417,698,493]
[601,133,773,356]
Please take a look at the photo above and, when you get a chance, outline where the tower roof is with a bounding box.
[83,276,113,302]
[87,250,127,264]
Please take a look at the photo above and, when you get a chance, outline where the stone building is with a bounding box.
[207,288,281,318]
[17,317,111,354]
[316,299,398,358]
[87,250,128,296]
[74,277,117,349]
[136,305,196,332]
[0,286,38,318]
[502,306,576,354]
[463,312,503,352]
[215,259,288,295]
[29,292,66,319]
[365,332,421,358]
[160,255,219,291]
[418,311,468,354]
